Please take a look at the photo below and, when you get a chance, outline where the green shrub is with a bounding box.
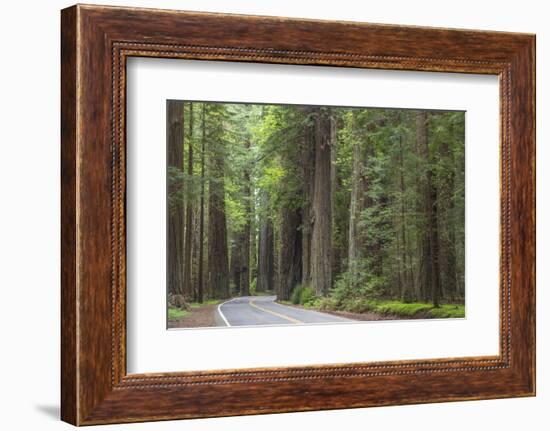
[300,286,316,305]
[332,263,387,307]
[338,298,374,313]
[290,284,303,305]
[250,277,257,295]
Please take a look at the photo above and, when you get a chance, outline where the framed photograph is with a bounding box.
[61,4,535,425]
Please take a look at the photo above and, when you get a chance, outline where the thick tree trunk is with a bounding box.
[191,204,201,301]
[197,104,206,303]
[230,235,243,295]
[249,201,257,287]
[398,134,413,302]
[241,229,250,296]
[183,103,194,299]
[329,115,340,281]
[417,112,441,307]
[438,139,457,301]
[207,129,230,299]
[208,182,230,299]
[278,207,302,300]
[428,175,441,308]
[348,138,362,275]
[416,111,432,302]
[167,100,185,296]
[240,140,252,296]
[257,193,274,293]
[311,108,333,296]
[301,107,315,288]
[257,218,274,292]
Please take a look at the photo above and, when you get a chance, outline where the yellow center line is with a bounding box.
[249,299,304,324]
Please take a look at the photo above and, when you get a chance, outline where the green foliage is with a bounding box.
[290,284,303,305]
[332,262,387,305]
[428,305,465,318]
[299,286,316,306]
[290,284,317,306]
[168,307,188,321]
[374,301,432,317]
[188,299,220,308]
[309,298,465,319]
[170,100,465,314]
[250,277,257,295]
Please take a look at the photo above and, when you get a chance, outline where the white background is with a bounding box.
[127,59,499,373]
[0,0,547,430]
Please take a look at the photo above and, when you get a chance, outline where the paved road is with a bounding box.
[218,296,353,327]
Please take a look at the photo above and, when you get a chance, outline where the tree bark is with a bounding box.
[416,111,432,302]
[311,108,333,296]
[167,100,185,296]
[207,114,230,299]
[240,140,252,296]
[278,207,302,300]
[301,107,315,288]
[398,133,413,302]
[197,104,206,303]
[428,173,441,308]
[347,115,373,287]
[230,235,243,295]
[257,194,274,293]
[183,103,194,299]
[417,112,441,307]
[348,124,363,276]
[329,114,340,281]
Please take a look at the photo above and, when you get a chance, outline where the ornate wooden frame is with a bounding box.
[61,4,535,425]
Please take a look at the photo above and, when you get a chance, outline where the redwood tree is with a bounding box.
[311,108,333,296]
[167,100,185,296]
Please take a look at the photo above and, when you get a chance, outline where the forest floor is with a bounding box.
[168,300,225,329]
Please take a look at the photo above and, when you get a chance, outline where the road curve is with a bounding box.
[218,295,353,327]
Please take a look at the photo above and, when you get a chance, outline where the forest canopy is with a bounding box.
[167,100,465,318]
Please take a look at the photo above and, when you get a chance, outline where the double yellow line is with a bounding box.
[249,299,304,324]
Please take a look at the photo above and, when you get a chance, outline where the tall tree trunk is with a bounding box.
[416,111,432,302]
[197,104,206,303]
[348,126,363,280]
[240,140,252,296]
[428,174,441,308]
[207,120,230,299]
[398,133,413,302]
[191,203,201,301]
[250,199,257,287]
[329,114,340,282]
[301,107,315,288]
[278,207,302,300]
[438,139,457,302]
[257,193,274,292]
[230,236,243,295]
[418,112,441,307]
[167,100,185,296]
[183,103,194,299]
[311,108,333,296]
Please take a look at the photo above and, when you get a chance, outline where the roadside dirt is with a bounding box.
[168,303,223,329]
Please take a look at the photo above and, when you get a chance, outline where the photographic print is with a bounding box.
[167,101,465,329]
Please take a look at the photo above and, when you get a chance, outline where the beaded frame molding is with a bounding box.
[61,4,535,425]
